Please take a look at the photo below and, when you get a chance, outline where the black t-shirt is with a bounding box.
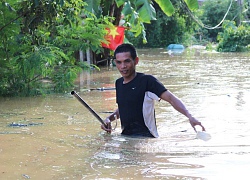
[116,72,167,137]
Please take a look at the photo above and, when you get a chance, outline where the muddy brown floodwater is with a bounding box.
[0,48,250,179]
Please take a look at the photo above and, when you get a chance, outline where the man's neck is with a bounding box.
[123,72,137,84]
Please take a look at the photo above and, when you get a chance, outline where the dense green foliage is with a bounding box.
[191,0,250,52]
[0,0,108,96]
[194,0,245,43]
[126,2,197,48]
[217,20,250,52]
[126,0,250,51]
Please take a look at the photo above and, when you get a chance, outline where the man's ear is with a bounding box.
[135,57,139,65]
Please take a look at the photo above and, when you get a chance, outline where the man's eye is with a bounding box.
[125,59,131,63]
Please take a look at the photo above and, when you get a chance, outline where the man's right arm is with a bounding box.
[107,109,120,122]
[101,109,119,133]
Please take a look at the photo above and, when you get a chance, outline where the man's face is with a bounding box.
[115,52,139,81]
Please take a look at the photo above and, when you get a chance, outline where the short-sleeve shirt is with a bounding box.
[116,72,167,137]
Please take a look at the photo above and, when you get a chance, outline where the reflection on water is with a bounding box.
[0,49,250,179]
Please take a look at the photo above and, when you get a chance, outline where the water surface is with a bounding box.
[0,48,250,179]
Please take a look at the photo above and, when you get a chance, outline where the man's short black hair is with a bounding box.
[114,43,137,60]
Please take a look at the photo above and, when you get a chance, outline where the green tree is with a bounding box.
[127,1,197,48]
[195,0,239,42]
[0,0,108,96]
[243,0,250,23]
[217,20,250,52]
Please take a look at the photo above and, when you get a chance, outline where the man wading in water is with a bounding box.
[101,43,205,137]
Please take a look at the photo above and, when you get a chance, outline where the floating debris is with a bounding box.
[0,131,22,134]
[8,122,43,127]
[22,174,30,179]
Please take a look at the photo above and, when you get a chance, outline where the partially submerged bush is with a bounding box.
[217,21,250,52]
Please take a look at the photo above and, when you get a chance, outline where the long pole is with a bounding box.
[71,91,106,126]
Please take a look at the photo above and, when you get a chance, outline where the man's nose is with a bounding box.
[121,62,126,68]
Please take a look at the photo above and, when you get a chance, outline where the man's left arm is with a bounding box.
[160,90,205,132]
